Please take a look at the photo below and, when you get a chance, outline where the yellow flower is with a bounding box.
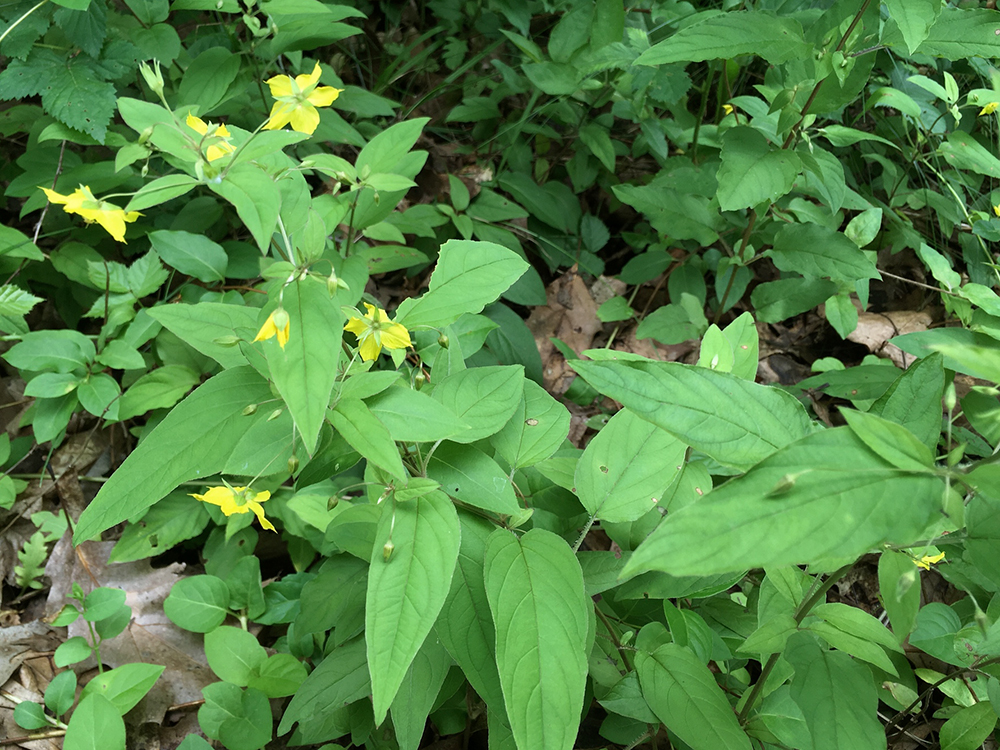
[914,552,945,570]
[191,486,276,532]
[253,307,290,349]
[344,303,411,361]
[263,62,343,135]
[979,102,999,116]
[185,113,235,161]
[722,104,734,115]
[993,204,1000,218]
[39,185,140,243]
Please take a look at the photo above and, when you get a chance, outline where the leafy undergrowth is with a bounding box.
[2,1,1000,750]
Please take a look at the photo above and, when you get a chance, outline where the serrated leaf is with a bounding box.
[366,490,460,724]
[484,528,589,750]
[0,285,43,317]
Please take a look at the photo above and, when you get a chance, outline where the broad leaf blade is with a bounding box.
[636,643,751,750]
[570,358,811,471]
[366,490,460,724]
[484,528,589,750]
[74,367,273,542]
[624,427,943,577]
[266,277,343,454]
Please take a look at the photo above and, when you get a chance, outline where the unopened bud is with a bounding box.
[267,408,283,421]
[414,371,427,390]
[241,404,258,415]
[944,382,957,412]
[437,334,449,349]
[287,456,299,473]
[214,335,242,346]
[138,126,154,145]
[382,541,394,561]
[141,164,148,178]
[271,307,290,330]
[139,60,164,97]
[326,272,349,295]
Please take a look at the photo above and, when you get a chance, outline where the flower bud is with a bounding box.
[437,334,449,349]
[267,408,283,421]
[139,60,164,97]
[141,164,148,178]
[137,126,154,145]
[271,307,290,331]
[944,382,957,412]
[287,456,299,473]
[241,404,258,415]
[414,371,427,390]
[382,541,394,561]
[213,335,242,346]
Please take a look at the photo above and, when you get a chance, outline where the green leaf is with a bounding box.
[435,512,505,712]
[356,117,428,174]
[770,224,879,282]
[0,285,43,318]
[5,329,94,373]
[390,636,453,750]
[329,398,407,481]
[878,551,921,641]
[716,127,801,211]
[484,528,589,750]
[25,372,80,398]
[0,50,115,143]
[147,230,227,283]
[884,8,997,60]
[365,386,470,442]
[570,358,812,471]
[164,575,231,632]
[394,240,529,329]
[45,670,77,717]
[612,183,720,246]
[110,493,210,563]
[752,278,839,323]
[636,643,751,750]
[426,442,521,516]
[575,408,686,523]
[205,626,267,686]
[431,365,524,443]
[869,353,944,451]
[636,11,809,66]
[277,636,370,735]
[209,163,281,252]
[123,0,168,25]
[246,653,307,698]
[178,47,241,114]
[885,0,942,54]
[939,131,1000,178]
[490,379,571,470]
[80,663,164,714]
[623,427,943,577]
[366,490,460,724]
[578,123,615,172]
[785,632,884,750]
[148,303,256,370]
[54,636,92,667]
[74,367,274,541]
[13,701,48,731]
[939,701,997,750]
[64,695,125,750]
[77,372,121,420]
[0,225,44,261]
[127,251,170,298]
[118,365,200,421]
[266,277,344,454]
[216,686,271,750]
[592,0,624,50]
[841,410,934,472]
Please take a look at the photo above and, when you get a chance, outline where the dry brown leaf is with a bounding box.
[847,311,931,368]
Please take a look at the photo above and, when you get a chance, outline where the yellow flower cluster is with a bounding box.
[264,63,343,136]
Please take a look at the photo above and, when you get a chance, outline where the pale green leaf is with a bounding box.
[367,490,460,724]
[484,528,589,750]
[884,0,942,54]
[490,379,571,470]
[716,127,802,211]
[570,358,812,471]
[432,365,524,443]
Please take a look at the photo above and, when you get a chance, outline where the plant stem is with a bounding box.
[738,562,854,722]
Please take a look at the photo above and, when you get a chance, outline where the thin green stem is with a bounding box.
[0,0,47,48]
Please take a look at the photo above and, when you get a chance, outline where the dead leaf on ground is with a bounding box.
[847,311,932,368]
[43,540,214,726]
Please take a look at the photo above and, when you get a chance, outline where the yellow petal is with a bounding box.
[254,311,278,342]
[979,102,999,116]
[186,113,208,135]
[380,321,411,350]
[308,85,342,108]
[296,62,322,91]
[93,211,129,243]
[263,101,295,131]
[266,74,294,98]
[288,104,320,135]
[40,187,70,205]
[276,320,289,349]
[993,204,1000,218]
[359,334,382,361]
[248,500,276,531]
[344,316,368,336]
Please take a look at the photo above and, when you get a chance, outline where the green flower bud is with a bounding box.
[213,335,242,347]
[437,334,449,349]
[242,404,258,416]
[382,540,394,561]
[139,60,164,97]
[267,408,283,421]
[287,456,299,474]
[271,307,290,331]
